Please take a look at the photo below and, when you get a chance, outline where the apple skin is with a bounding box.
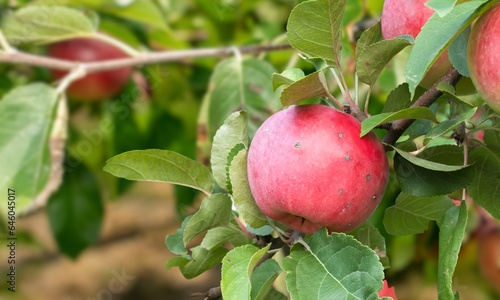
[478,228,500,293]
[467,4,500,113]
[381,0,452,88]
[379,280,398,299]
[48,38,132,101]
[247,105,389,234]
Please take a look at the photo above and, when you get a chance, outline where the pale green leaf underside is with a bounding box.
[103,149,214,195]
[2,6,96,45]
[221,244,271,300]
[211,111,248,191]
[229,149,268,228]
[0,83,58,214]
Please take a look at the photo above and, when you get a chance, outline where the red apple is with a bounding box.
[467,4,500,113]
[48,37,132,101]
[381,0,452,88]
[247,105,389,234]
[478,228,500,293]
[379,280,398,299]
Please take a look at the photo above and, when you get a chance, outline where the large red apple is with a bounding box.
[381,0,452,88]
[48,37,132,101]
[247,105,389,234]
[379,280,398,299]
[467,4,500,113]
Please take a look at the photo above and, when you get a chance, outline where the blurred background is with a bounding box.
[0,0,498,299]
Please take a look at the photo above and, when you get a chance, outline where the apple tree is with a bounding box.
[1,0,499,299]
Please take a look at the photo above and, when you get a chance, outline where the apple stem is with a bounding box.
[354,74,359,106]
[93,32,141,58]
[0,30,16,54]
[363,89,372,116]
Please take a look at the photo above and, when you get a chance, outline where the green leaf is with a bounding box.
[165,245,228,279]
[483,128,500,153]
[279,69,330,106]
[381,83,413,113]
[357,224,390,269]
[71,0,168,30]
[448,26,471,77]
[211,111,249,191]
[2,6,96,45]
[251,259,282,300]
[0,83,58,214]
[206,57,279,139]
[47,156,104,258]
[356,21,383,55]
[286,0,346,65]
[361,107,437,137]
[200,225,253,251]
[393,151,474,197]
[356,36,414,86]
[406,0,488,96]
[229,149,268,228]
[282,230,384,300]
[183,193,233,245]
[272,68,305,90]
[426,0,457,16]
[165,216,192,257]
[468,146,500,219]
[425,104,477,143]
[437,202,467,300]
[103,149,214,195]
[221,244,271,300]
[390,146,468,172]
[384,192,454,236]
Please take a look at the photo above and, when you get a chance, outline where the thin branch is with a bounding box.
[0,43,292,73]
[383,67,462,145]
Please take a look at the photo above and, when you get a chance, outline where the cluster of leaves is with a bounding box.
[1,0,500,298]
[105,0,499,299]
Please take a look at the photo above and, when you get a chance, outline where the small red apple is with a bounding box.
[478,228,500,293]
[381,0,451,88]
[467,4,500,113]
[379,280,398,299]
[48,37,132,101]
[247,105,389,234]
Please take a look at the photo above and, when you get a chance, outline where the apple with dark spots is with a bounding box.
[247,105,389,234]
[48,37,132,101]
[467,4,500,113]
[381,0,451,88]
[379,280,398,299]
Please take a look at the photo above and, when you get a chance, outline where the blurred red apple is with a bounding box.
[48,37,132,101]
[381,0,451,88]
[467,4,500,113]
